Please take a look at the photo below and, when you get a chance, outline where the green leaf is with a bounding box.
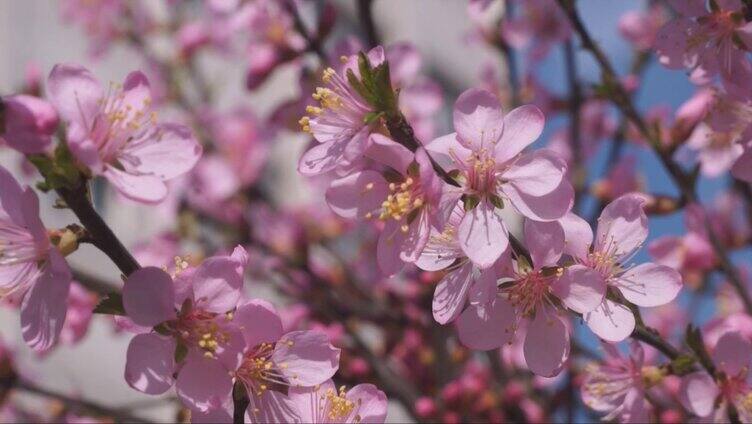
[489,194,505,210]
[670,354,697,376]
[93,293,125,315]
[347,69,375,106]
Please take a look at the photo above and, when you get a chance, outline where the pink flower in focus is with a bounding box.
[298,47,385,176]
[177,300,340,422]
[122,247,248,396]
[47,64,202,203]
[459,217,603,377]
[1,95,59,154]
[0,165,72,352]
[582,341,653,423]
[560,194,682,342]
[655,0,752,94]
[289,380,387,423]
[427,88,573,268]
[679,331,752,421]
[326,134,445,275]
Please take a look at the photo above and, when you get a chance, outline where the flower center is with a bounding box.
[236,341,294,400]
[322,386,358,422]
[378,177,424,226]
[503,269,559,317]
[167,310,232,358]
[94,82,157,162]
[299,67,372,134]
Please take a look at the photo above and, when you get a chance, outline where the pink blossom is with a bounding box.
[177,300,340,421]
[47,64,202,203]
[325,134,445,275]
[0,95,59,154]
[560,194,682,342]
[427,88,573,268]
[59,282,97,346]
[592,156,642,202]
[0,165,72,352]
[289,380,387,423]
[298,47,385,176]
[460,217,603,377]
[582,342,653,422]
[60,0,126,56]
[655,0,752,94]
[122,247,248,395]
[679,331,752,421]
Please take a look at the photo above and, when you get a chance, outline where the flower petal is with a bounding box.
[524,219,564,268]
[679,372,718,418]
[712,331,752,377]
[190,254,245,313]
[47,63,103,131]
[233,299,284,348]
[559,212,593,260]
[273,331,340,387]
[458,202,509,269]
[584,299,635,342]
[552,264,606,314]
[20,250,71,352]
[365,133,414,174]
[453,88,504,151]
[524,311,569,377]
[502,150,566,197]
[246,391,301,424]
[615,263,682,307]
[124,333,176,395]
[502,177,574,222]
[176,353,233,412]
[123,267,176,327]
[103,165,168,204]
[346,384,388,423]
[495,104,545,164]
[123,123,202,180]
[595,194,648,262]
[432,263,474,324]
[325,171,388,220]
[457,298,516,350]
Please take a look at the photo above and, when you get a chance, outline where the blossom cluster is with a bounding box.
[0,0,751,423]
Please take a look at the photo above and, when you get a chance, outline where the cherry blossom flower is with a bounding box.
[458,217,602,377]
[655,0,752,94]
[559,194,682,342]
[0,165,72,352]
[289,380,388,423]
[47,64,202,203]
[582,341,656,423]
[426,88,573,268]
[0,95,58,154]
[122,247,248,395]
[298,47,385,176]
[679,331,752,422]
[176,300,341,422]
[325,134,445,275]
[618,5,667,51]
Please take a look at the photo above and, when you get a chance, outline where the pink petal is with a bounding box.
[365,133,414,174]
[457,298,516,350]
[679,372,718,418]
[46,63,102,131]
[0,165,27,224]
[559,212,593,259]
[1,95,58,154]
[453,88,503,151]
[123,267,176,327]
[648,237,684,269]
[425,132,470,171]
[432,263,474,324]
[584,299,635,342]
[325,171,388,220]
[123,123,202,180]
[502,177,574,222]
[20,250,71,352]
[502,150,566,197]
[615,263,682,307]
[654,18,692,69]
[667,0,707,16]
[272,331,340,387]
[190,255,244,313]
[176,353,233,412]
[288,381,334,423]
[124,333,176,395]
[192,406,233,423]
[233,299,284,348]
[595,194,648,262]
[523,311,569,377]
[298,138,348,176]
[246,391,301,424]
[621,388,650,423]
[712,331,752,377]
[376,221,406,276]
[458,202,509,269]
[415,228,461,271]
[398,210,431,264]
[103,165,168,204]
[524,220,564,268]
[552,264,606,314]
[494,104,545,164]
[345,384,388,423]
